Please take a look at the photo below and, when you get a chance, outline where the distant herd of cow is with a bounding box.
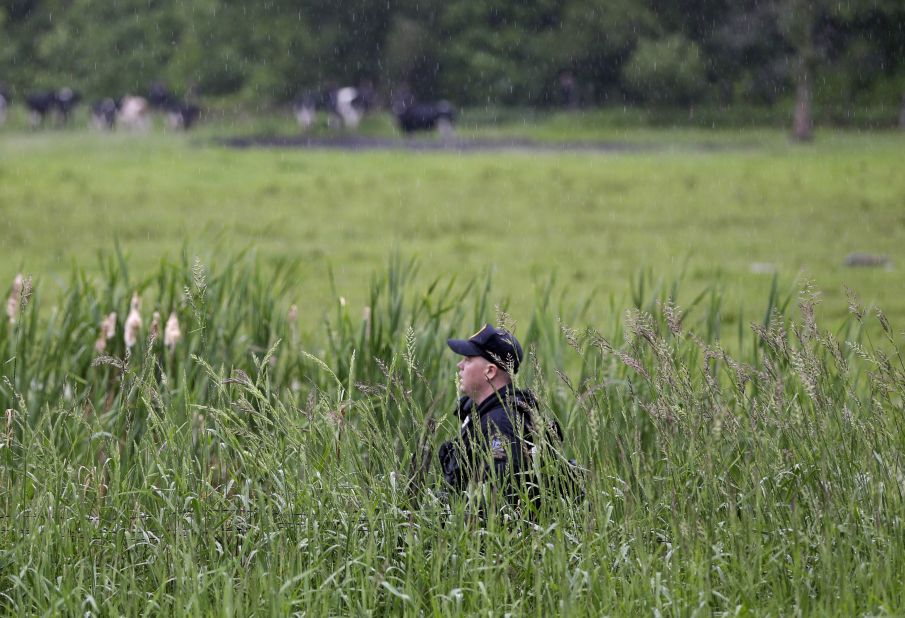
[0,82,456,135]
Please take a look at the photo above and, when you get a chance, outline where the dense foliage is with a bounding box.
[1,0,903,112]
[2,254,904,614]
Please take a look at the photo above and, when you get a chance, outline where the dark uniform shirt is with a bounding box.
[437,385,539,496]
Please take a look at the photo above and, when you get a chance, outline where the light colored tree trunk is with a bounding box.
[784,0,816,142]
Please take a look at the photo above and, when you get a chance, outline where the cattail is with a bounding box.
[124,293,142,349]
[95,312,117,353]
[149,311,161,345]
[6,274,23,324]
[288,304,298,323]
[363,306,372,340]
[164,312,181,351]
[103,312,117,338]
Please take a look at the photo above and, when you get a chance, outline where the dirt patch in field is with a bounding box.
[216,134,733,154]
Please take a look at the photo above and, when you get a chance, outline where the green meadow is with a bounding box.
[2,114,905,615]
[3,113,904,335]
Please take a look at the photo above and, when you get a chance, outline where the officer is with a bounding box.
[437,324,539,501]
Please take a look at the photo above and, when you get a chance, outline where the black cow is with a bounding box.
[147,81,177,110]
[26,91,57,126]
[0,87,8,126]
[91,97,120,130]
[393,96,455,135]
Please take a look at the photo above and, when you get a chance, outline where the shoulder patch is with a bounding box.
[490,434,507,459]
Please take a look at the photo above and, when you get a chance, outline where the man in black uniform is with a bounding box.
[437,324,538,502]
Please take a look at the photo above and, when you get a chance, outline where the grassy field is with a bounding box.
[2,111,904,337]
[2,112,905,615]
[2,251,904,615]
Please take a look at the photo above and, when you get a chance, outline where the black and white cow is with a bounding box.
[26,88,81,127]
[55,88,80,123]
[293,84,374,130]
[292,91,320,130]
[146,82,201,130]
[165,101,201,130]
[393,96,455,136]
[117,95,151,131]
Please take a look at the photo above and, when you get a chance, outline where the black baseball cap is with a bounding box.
[447,324,523,374]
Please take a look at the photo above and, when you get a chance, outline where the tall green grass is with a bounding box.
[2,253,903,615]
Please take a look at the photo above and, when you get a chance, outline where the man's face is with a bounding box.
[457,355,491,398]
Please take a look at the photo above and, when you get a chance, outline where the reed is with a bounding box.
[1,252,902,616]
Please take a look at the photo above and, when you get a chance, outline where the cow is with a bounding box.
[25,88,81,127]
[91,97,120,130]
[329,87,364,129]
[0,88,8,126]
[165,101,201,130]
[55,88,80,123]
[117,95,151,131]
[392,95,455,136]
[147,81,177,110]
[293,84,374,131]
[293,92,319,130]
[26,91,58,127]
[145,82,201,130]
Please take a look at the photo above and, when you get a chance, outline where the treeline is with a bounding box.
[1,0,903,112]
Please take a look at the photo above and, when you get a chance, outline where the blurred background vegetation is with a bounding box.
[1,0,903,126]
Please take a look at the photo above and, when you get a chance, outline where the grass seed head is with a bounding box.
[845,286,864,322]
[798,281,821,340]
[124,293,142,349]
[559,318,581,353]
[660,299,684,336]
[875,307,892,336]
[164,311,181,350]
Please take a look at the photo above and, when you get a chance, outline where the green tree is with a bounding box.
[556,0,658,104]
[301,0,392,86]
[167,1,317,101]
[622,34,706,105]
[437,0,567,105]
[28,0,182,97]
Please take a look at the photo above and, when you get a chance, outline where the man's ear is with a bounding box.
[485,362,498,381]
